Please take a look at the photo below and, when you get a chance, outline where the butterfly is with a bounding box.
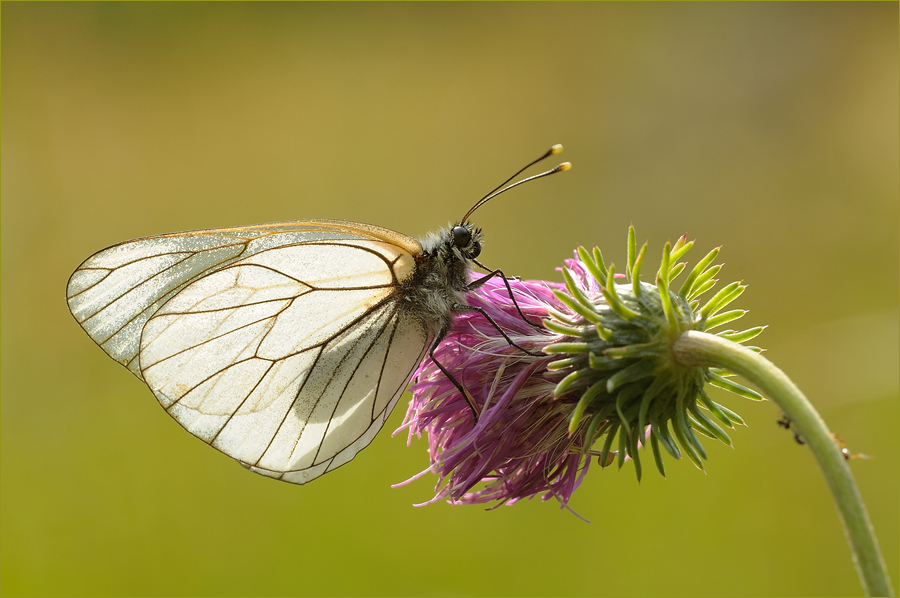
[66,145,570,484]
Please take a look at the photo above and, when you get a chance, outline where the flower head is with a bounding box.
[395,275,587,510]
[397,227,765,512]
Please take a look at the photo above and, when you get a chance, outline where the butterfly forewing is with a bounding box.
[67,220,431,484]
[66,220,419,378]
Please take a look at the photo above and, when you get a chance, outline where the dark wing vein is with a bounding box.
[66,268,112,299]
[141,300,292,371]
[162,319,279,411]
[253,298,401,468]
[82,251,211,341]
[208,361,276,446]
[309,305,400,466]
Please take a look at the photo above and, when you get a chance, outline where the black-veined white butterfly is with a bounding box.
[67,145,570,484]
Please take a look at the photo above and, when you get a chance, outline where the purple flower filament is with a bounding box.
[396,272,592,512]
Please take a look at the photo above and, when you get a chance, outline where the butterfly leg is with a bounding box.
[467,264,544,331]
[428,328,481,424]
[451,303,544,358]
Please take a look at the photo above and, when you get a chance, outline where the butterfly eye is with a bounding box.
[452,225,471,248]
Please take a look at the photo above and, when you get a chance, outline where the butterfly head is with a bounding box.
[450,222,482,261]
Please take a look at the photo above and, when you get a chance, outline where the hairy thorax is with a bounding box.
[395,226,475,335]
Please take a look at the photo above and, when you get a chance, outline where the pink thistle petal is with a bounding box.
[397,269,597,511]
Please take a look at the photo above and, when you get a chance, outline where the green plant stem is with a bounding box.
[673,331,892,597]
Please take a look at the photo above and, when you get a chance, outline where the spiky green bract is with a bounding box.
[545,226,764,480]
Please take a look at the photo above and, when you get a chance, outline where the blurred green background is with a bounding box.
[2,3,897,596]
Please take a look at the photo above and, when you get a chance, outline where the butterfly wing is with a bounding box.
[67,220,430,483]
[67,219,421,379]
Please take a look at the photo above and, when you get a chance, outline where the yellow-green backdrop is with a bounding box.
[2,3,897,596]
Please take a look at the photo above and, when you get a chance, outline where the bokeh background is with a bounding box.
[2,3,897,596]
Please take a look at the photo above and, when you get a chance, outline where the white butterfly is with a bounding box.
[66,146,569,484]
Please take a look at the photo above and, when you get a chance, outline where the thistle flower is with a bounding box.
[394,275,581,509]
[396,226,764,511]
[395,228,892,597]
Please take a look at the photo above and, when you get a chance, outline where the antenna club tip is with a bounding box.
[550,144,564,154]
[557,162,572,172]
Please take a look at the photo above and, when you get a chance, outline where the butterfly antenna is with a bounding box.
[461,144,571,223]
[480,144,563,201]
